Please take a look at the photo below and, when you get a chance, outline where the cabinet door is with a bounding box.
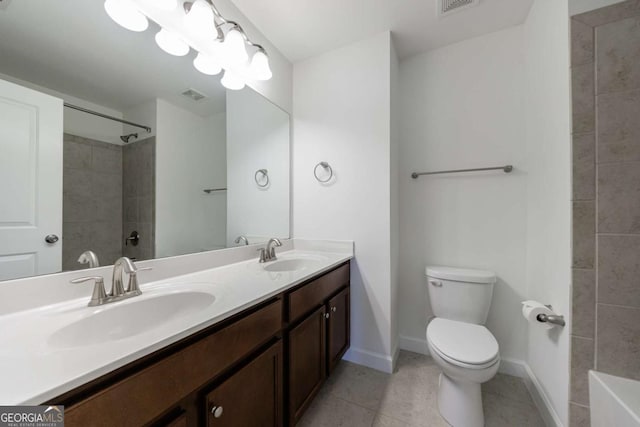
[327,288,350,374]
[288,305,327,425]
[165,412,188,427]
[205,341,283,427]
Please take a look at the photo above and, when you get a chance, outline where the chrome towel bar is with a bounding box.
[203,188,227,193]
[411,165,513,179]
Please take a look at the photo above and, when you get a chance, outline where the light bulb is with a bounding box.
[104,0,148,32]
[155,28,190,56]
[249,51,272,81]
[193,52,222,75]
[221,71,245,90]
[184,0,215,36]
[155,0,177,10]
[222,29,248,65]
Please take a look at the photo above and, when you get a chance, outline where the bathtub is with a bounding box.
[589,371,640,427]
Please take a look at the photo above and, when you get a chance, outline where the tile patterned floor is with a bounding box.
[299,351,545,427]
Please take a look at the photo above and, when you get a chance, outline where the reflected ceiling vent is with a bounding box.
[181,88,207,102]
[438,0,479,17]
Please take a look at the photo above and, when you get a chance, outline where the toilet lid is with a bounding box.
[427,318,499,366]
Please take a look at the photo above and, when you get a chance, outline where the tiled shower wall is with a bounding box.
[122,137,155,261]
[62,134,123,270]
[62,135,156,271]
[570,1,640,425]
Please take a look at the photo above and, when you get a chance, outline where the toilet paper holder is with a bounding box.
[537,305,565,327]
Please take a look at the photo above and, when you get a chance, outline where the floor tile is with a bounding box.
[300,351,544,427]
[298,393,376,427]
[324,361,389,410]
[483,373,532,404]
[483,392,545,427]
[371,414,411,427]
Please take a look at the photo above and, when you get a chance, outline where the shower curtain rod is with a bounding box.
[64,103,152,133]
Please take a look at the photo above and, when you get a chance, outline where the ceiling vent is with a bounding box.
[438,0,479,17]
[181,88,206,102]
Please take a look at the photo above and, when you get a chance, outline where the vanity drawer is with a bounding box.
[64,299,282,427]
[288,263,349,322]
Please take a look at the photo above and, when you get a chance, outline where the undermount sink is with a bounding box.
[48,291,215,348]
[263,256,327,272]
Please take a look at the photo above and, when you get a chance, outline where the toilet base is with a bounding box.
[437,373,484,427]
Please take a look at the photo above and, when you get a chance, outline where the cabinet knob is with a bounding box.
[210,405,223,418]
[331,306,337,312]
[324,313,330,319]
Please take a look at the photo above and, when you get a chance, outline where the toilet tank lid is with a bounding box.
[425,266,496,284]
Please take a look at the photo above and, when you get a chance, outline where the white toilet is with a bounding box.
[425,266,500,427]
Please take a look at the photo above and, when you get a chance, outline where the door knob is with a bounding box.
[44,234,59,244]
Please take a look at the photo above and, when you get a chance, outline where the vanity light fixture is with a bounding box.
[221,27,248,65]
[156,0,177,11]
[104,0,148,32]
[103,0,273,90]
[193,52,222,75]
[184,0,215,36]
[220,70,245,90]
[155,28,190,56]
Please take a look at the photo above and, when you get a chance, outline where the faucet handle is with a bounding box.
[257,248,268,263]
[70,276,107,307]
[126,266,151,295]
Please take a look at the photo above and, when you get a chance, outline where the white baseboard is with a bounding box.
[499,357,527,378]
[522,363,564,427]
[391,341,401,372]
[397,335,562,426]
[343,346,395,373]
[399,335,429,355]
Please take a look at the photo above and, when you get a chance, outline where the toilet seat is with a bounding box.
[427,318,499,369]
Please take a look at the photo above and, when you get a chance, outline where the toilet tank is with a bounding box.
[425,266,496,325]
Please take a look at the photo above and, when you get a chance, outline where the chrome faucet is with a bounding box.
[112,257,136,297]
[257,238,283,263]
[77,250,99,268]
[234,235,249,246]
[70,257,151,306]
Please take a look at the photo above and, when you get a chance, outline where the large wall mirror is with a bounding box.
[0,1,290,281]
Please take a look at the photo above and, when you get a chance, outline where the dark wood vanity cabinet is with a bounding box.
[286,263,350,425]
[204,341,283,427]
[288,305,327,423]
[327,287,350,374]
[51,261,350,427]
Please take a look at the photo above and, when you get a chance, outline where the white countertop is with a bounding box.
[0,245,352,405]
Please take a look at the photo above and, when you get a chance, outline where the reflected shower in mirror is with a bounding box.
[0,1,290,281]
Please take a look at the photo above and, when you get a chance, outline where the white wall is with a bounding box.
[390,38,400,362]
[226,88,290,245]
[293,32,395,371]
[203,112,228,250]
[0,72,124,144]
[397,26,528,361]
[523,0,572,425]
[570,0,626,15]
[155,99,227,257]
[123,100,157,140]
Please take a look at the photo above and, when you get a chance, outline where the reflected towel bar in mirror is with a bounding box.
[203,188,228,194]
[411,165,513,179]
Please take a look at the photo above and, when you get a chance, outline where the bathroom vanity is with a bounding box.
[0,244,351,427]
